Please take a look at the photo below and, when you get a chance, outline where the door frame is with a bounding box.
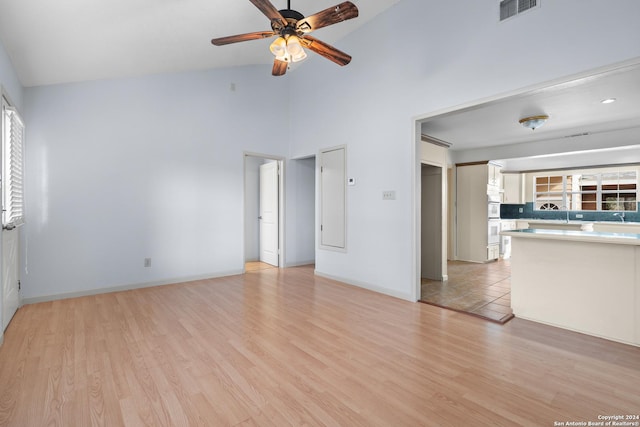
[420,163,443,285]
[1,88,22,339]
[243,152,285,269]
[412,127,450,302]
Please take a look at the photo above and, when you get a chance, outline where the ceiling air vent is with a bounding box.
[500,0,538,21]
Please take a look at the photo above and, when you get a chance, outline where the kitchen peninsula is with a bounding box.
[501,228,640,347]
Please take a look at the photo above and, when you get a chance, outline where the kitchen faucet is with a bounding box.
[613,212,625,222]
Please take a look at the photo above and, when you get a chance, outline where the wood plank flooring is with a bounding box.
[1,265,639,426]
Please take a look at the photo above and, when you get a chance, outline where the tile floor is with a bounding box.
[420,259,513,323]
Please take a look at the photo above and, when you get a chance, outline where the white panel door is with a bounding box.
[259,162,279,266]
[320,148,345,248]
[2,229,19,331]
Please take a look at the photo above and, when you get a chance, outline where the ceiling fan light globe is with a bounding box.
[269,37,287,57]
[286,36,304,55]
[291,49,307,63]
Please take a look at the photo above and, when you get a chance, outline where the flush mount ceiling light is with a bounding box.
[601,98,617,104]
[519,115,549,130]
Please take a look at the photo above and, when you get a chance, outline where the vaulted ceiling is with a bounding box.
[0,0,400,87]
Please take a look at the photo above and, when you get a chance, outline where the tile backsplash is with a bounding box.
[500,202,640,222]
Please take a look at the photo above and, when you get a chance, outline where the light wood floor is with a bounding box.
[1,265,638,426]
[245,261,278,272]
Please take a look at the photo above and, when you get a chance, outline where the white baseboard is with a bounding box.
[314,270,415,302]
[21,269,243,305]
[284,260,315,268]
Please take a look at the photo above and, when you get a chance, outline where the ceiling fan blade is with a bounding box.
[249,0,288,28]
[272,59,288,76]
[211,31,275,46]
[300,36,351,66]
[296,1,358,33]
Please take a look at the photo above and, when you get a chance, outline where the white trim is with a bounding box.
[284,260,315,268]
[413,58,640,125]
[514,314,638,348]
[21,269,243,305]
[314,270,414,302]
[243,152,286,268]
[412,121,420,302]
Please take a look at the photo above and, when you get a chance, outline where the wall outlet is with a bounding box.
[144,258,152,267]
[382,190,396,200]
[518,207,523,213]
[575,214,583,218]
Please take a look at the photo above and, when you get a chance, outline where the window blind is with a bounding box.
[2,105,25,229]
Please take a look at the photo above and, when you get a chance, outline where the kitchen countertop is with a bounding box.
[512,218,640,225]
[501,228,640,245]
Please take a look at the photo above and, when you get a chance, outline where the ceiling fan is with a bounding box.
[211,0,359,76]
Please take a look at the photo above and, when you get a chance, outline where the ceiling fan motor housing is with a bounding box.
[272,9,306,35]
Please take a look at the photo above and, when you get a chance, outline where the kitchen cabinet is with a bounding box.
[502,173,525,204]
[456,162,501,263]
[488,163,502,188]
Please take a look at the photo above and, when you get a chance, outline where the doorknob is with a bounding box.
[258,216,263,220]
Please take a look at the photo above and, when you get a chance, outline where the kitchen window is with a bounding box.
[534,171,637,212]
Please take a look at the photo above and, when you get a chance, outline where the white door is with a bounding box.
[2,229,19,331]
[1,98,22,331]
[259,161,279,266]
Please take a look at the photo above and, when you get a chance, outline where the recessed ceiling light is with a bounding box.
[601,98,617,104]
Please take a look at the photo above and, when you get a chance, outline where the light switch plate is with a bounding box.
[382,190,396,200]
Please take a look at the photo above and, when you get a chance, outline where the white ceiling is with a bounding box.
[2,0,639,171]
[420,62,640,170]
[0,0,400,87]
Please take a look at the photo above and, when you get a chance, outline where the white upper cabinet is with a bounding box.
[488,163,502,187]
[503,173,525,204]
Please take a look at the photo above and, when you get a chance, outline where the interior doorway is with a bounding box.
[244,154,284,269]
[421,164,443,282]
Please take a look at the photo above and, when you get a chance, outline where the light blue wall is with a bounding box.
[288,0,640,299]
[12,0,640,302]
[285,156,315,266]
[0,39,23,109]
[22,66,290,299]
